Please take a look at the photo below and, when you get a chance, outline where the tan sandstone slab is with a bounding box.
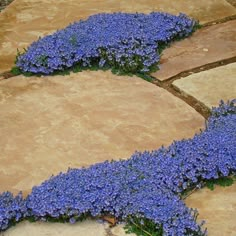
[110,224,136,236]
[0,70,204,195]
[151,20,236,81]
[0,0,236,73]
[186,184,236,236]
[0,220,108,236]
[173,63,236,108]
[0,219,135,236]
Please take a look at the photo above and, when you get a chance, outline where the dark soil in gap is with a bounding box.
[0,0,15,12]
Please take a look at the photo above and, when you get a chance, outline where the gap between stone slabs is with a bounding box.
[151,57,236,119]
[172,63,236,109]
[151,19,236,82]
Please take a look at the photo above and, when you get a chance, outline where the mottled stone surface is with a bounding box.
[152,20,236,81]
[0,220,108,236]
[0,220,135,236]
[0,71,204,195]
[186,184,236,236]
[173,63,236,108]
[110,224,136,236]
[0,0,236,72]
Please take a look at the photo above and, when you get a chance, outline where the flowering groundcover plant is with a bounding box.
[0,100,235,235]
[14,12,198,76]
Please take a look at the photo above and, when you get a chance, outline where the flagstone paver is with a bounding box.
[0,70,204,195]
[173,63,236,108]
[151,20,236,81]
[0,220,108,236]
[186,183,236,236]
[110,224,135,236]
[0,220,134,236]
[0,0,236,73]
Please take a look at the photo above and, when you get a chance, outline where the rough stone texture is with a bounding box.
[151,20,236,81]
[173,63,236,108]
[227,0,236,7]
[111,224,136,236]
[0,0,236,72]
[0,71,204,195]
[0,220,137,236]
[0,220,108,236]
[186,184,236,236]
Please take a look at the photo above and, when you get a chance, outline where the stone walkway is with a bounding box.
[0,1,235,236]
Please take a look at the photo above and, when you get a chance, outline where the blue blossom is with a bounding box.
[16,12,197,74]
[0,192,27,230]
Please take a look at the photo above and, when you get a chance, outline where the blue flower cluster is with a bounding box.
[16,12,196,74]
[211,99,236,117]
[0,192,27,230]
[0,100,235,235]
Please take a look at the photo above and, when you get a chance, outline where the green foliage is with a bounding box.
[124,212,206,236]
[11,66,22,76]
[10,49,25,76]
[205,176,235,191]
[11,62,154,82]
[124,216,163,236]
[192,21,202,31]
[36,55,48,67]
[135,73,153,82]
[25,212,90,224]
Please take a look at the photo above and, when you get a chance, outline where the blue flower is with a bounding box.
[15,12,197,75]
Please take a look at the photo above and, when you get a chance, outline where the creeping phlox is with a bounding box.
[0,192,28,230]
[15,12,196,75]
[0,100,235,235]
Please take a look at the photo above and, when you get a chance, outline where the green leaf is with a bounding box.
[205,177,235,191]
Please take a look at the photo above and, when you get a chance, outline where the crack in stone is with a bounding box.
[151,77,211,120]
[0,0,14,12]
[156,56,236,84]
[151,56,236,119]
[226,0,236,8]
[201,14,236,27]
